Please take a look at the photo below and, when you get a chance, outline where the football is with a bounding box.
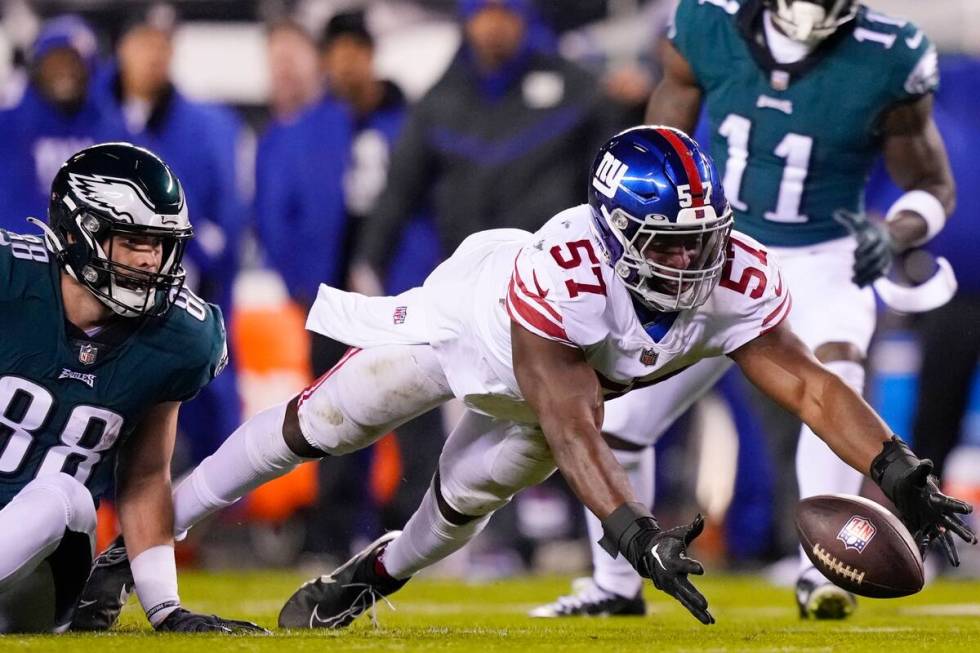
[795,494,924,598]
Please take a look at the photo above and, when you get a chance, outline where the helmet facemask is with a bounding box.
[34,204,191,318]
[768,0,858,44]
[597,204,733,312]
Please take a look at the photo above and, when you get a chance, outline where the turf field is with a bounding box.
[7,571,980,651]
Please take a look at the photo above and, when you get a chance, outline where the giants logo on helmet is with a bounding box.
[592,152,629,199]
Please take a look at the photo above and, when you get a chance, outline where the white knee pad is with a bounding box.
[22,473,97,537]
[823,359,865,393]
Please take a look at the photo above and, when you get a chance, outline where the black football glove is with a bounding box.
[871,436,977,565]
[155,607,270,634]
[599,503,714,625]
[834,209,898,287]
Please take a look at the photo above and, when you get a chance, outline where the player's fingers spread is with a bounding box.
[943,514,978,544]
[674,577,709,611]
[939,529,960,567]
[684,513,706,543]
[934,493,973,514]
[678,556,704,575]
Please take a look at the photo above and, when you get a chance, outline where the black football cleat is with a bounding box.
[70,536,133,631]
[529,577,646,618]
[795,574,856,619]
[278,531,407,629]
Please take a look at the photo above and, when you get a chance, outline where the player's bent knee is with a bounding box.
[22,473,97,537]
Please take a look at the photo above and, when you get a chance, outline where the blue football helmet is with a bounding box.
[588,126,733,312]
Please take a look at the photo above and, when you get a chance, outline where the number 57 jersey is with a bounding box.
[418,205,791,412]
[0,229,227,507]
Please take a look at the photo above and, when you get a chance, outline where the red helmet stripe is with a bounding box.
[657,128,705,207]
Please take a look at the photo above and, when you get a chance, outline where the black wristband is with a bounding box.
[598,501,659,559]
[870,436,931,498]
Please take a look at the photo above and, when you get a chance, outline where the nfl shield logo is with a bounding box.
[770,70,790,91]
[78,343,98,366]
[639,348,658,366]
[836,515,877,553]
[393,306,408,325]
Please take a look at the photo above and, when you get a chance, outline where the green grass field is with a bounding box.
[6,571,980,652]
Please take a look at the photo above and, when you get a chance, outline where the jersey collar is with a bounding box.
[736,0,856,87]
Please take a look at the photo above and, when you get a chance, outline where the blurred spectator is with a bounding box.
[866,54,980,477]
[100,7,245,462]
[352,0,614,288]
[266,19,321,123]
[0,15,125,230]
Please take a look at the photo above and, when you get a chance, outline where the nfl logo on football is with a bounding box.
[836,515,877,553]
[78,343,98,365]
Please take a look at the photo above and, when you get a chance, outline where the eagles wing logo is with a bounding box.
[67,173,182,226]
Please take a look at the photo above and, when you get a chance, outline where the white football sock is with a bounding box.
[381,483,490,579]
[172,400,311,536]
[796,360,866,575]
[586,447,654,598]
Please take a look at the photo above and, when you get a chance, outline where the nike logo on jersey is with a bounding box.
[905,30,923,49]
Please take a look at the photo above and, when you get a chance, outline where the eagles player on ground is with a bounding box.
[532,0,956,620]
[0,143,264,633]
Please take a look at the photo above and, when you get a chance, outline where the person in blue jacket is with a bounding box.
[100,10,245,462]
[0,15,126,231]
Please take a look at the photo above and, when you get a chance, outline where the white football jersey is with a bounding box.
[419,204,791,414]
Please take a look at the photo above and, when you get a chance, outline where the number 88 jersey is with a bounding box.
[0,229,227,507]
[672,0,938,246]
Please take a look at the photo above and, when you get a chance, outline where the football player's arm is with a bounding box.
[512,322,714,624]
[729,323,889,472]
[115,401,267,632]
[115,401,182,624]
[645,41,703,133]
[731,323,976,558]
[880,94,955,249]
[511,322,627,518]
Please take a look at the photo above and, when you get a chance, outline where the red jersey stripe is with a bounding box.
[761,294,793,335]
[298,347,362,408]
[507,278,570,343]
[657,128,705,207]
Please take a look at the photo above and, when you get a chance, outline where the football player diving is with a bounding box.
[534,0,962,620]
[74,127,975,630]
[0,143,264,634]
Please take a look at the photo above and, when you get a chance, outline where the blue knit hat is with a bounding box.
[458,0,534,22]
[31,15,98,69]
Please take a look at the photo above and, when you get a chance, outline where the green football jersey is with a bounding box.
[0,228,227,507]
[671,0,938,246]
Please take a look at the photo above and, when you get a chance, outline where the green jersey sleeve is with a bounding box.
[669,0,740,86]
[854,9,938,105]
[0,229,52,300]
[160,289,229,403]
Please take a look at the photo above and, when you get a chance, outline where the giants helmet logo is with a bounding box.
[592,152,629,199]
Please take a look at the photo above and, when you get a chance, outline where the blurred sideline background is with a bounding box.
[1,0,979,584]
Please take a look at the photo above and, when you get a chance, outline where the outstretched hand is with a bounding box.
[635,514,714,625]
